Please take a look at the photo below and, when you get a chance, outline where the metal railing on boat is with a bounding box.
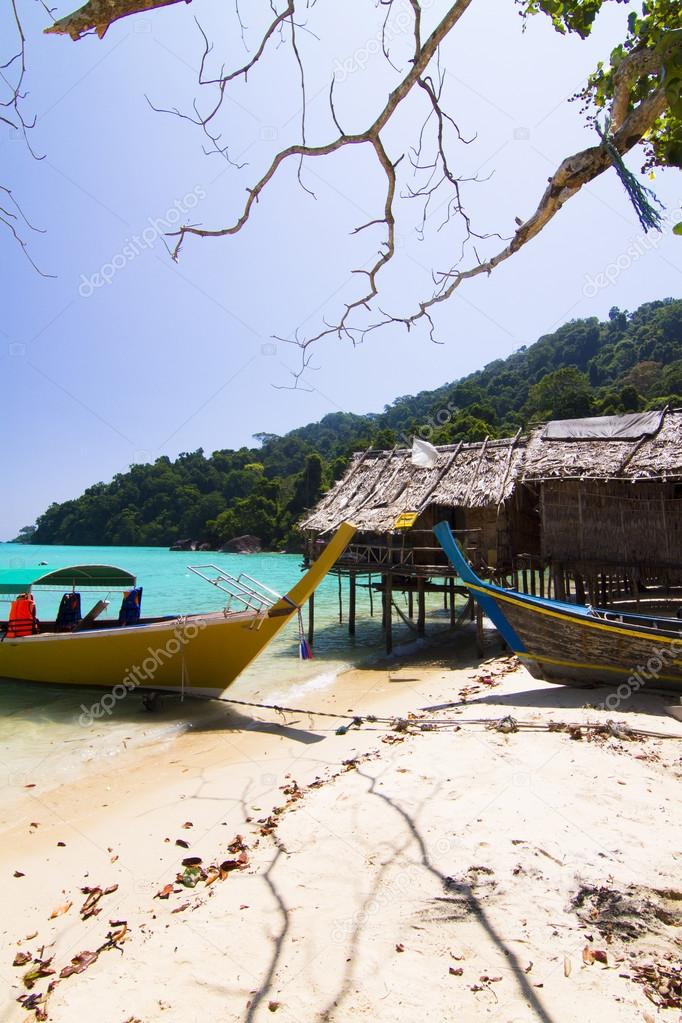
[187,565,284,615]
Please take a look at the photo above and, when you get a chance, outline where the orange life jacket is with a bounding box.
[7,594,38,638]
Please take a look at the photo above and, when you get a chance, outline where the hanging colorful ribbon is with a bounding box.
[297,609,314,660]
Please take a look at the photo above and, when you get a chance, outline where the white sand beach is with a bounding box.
[3,631,682,1023]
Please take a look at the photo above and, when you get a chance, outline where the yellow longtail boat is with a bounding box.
[0,523,355,698]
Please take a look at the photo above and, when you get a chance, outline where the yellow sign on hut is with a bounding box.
[394,511,419,529]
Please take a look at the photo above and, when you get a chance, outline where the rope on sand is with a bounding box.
[183,695,682,741]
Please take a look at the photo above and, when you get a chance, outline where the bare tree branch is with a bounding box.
[167,1,474,259]
[1,0,53,276]
[42,0,678,365]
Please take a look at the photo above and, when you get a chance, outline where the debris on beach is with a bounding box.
[486,715,518,734]
[22,957,55,989]
[155,884,177,899]
[60,949,99,978]
[630,953,682,1007]
[79,884,118,920]
[49,900,72,919]
[582,946,608,966]
[571,883,682,941]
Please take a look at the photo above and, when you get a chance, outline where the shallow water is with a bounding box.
[0,542,457,800]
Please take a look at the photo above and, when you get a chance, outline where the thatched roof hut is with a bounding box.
[301,408,682,589]
[301,434,525,535]
[520,409,682,581]
[521,409,680,483]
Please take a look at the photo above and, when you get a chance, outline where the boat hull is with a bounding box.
[0,611,290,697]
[471,583,682,689]
[433,521,682,693]
[0,522,356,697]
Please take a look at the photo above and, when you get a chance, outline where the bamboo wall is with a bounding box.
[541,480,682,568]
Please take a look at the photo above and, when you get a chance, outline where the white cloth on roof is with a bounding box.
[411,437,439,469]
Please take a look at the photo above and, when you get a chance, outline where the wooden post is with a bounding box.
[417,576,426,636]
[475,604,484,657]
[368,573,374,617]
[349,573,356,636]
[575,573,586,605]
[449,577,456,627]
[385,573,393,654]
[408,590,414,619]
[307,592,315,648]
[338,572,343,624]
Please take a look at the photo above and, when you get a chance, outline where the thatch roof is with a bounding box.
[301,409,682,535]
[301,435,525,533]
[522,408,682,482]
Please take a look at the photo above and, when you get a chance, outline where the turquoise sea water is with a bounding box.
[0,543,456,800]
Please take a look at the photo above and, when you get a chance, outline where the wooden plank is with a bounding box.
[463,436,489,508]
[496,428,522,508]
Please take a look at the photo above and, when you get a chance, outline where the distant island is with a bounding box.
[14,298,682,551]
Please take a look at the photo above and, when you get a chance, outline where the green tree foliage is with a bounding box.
[27,298,682,550]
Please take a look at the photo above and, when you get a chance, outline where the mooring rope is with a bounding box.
[173,693,682,741]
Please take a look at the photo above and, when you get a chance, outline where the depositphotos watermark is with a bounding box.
[333,0,436,82]
[598,636,682,713]
[582,202,681,298]
[397,400,460,448]
[78,618,206,726]
[78,186,207,297]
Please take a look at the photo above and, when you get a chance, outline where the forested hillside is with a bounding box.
[16,298,682,549]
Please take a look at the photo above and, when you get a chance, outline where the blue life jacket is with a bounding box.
[118,587,143,626]
[56,592,81,631]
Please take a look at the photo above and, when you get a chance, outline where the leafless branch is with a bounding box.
[1,1,53,275]
[42,0,675,368]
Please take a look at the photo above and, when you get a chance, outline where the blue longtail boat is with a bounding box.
[433,521,682,692]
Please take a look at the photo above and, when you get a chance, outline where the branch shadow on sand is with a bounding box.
[309,763,559,1023]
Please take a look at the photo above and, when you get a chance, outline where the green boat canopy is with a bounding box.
[0,565,136,596]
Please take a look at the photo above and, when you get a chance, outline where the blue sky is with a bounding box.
[1,0,680,539]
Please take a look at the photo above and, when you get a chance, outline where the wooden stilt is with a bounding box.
[368,573,374,617]
[349,573,356,636]
[385,573,393,654]
[475,604,484,657]
[575,573,586,605]
[307,592,315,648]
[417,577,426,637]
[338,572,343,624]
[449,577,456,627]
[408,590,414,619]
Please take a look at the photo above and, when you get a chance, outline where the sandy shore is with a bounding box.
[3,626,682,1023]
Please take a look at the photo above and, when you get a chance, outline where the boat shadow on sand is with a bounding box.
[0,678,327,745]
[422,679,677,720]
